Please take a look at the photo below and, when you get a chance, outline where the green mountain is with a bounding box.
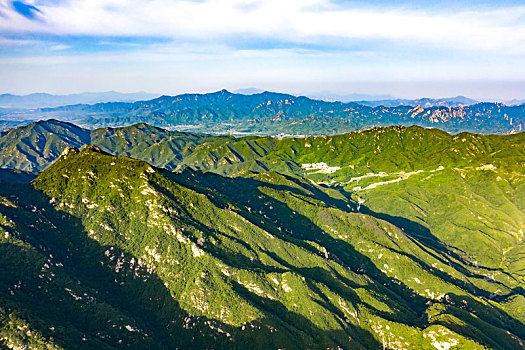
[2,120,525,177]
[0,120,218,172]
[2,145,525,349]
[7,90,525,134]
[0,119,90,172]
[2,120,525,348]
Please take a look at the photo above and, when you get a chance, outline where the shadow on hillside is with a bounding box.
[166,169,525,349]
[313,181,519,289]
[0,182,383,349]
[355,204,519,293]
[165,170,432,318]
[430,293,525,350]
[0,168,37,183]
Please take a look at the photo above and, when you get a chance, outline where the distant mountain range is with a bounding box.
[0,90,524,135]
[306,92,396,102]
[1,119,525,348]
[255,90,524,107]
[0,91,159,109]
[231,90,485,106]
[505,98,525,106]
[355,96,479,108]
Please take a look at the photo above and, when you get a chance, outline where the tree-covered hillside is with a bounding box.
[2,120,525,175]
[1,120,525,348]
[1,146,524,349]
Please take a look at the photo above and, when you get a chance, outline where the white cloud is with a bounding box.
[0,37,38,45]
[1,0,524,98]
[0,0,524,54]
[1,40,522,81]
[50,44,70,50]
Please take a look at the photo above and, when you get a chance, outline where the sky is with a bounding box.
[0,0,524,100]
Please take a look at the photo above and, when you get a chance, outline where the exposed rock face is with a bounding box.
[60,146,79,158]
[409,105,424,116]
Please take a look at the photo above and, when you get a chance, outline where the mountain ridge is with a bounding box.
[2,90,523,135]
[2,119,525,174]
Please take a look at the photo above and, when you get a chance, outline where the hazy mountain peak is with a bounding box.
[0,91,159,108]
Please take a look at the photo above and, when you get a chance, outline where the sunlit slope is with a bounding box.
[0,119,90,172]
[346,165,525,277]
[1,147,524,348]
[2,121,525,176]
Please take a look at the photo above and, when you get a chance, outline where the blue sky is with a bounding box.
[0,0,524,99]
